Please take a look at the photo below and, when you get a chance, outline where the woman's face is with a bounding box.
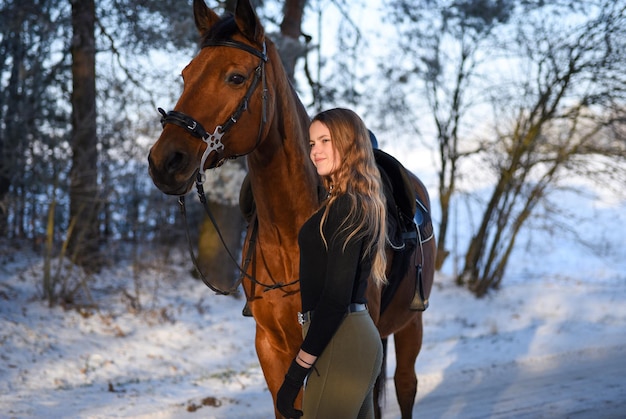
[309,120,341,179]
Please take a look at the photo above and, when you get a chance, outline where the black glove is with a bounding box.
[276,359,309,418]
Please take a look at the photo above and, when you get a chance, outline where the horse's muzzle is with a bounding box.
[147,151,196,196]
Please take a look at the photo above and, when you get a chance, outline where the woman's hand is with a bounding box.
[276,359,310,418]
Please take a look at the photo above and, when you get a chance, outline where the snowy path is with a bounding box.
[383,345,626,418]
[2,243,625,419]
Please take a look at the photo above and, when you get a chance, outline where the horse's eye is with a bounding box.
[228,73,246,85]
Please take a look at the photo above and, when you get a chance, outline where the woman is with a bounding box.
[277,108,387,419]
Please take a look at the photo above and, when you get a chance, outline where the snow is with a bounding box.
[1,197,625,418]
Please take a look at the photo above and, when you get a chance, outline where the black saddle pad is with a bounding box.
[374,149,432,314]
[374,149,417,221]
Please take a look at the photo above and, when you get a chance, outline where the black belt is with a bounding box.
[298,303,367,325]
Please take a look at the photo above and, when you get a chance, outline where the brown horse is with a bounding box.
[147,1,435,418]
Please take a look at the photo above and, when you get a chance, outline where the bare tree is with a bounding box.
[383,0,626,295]
[460,0,626,296]
[384,0,517,270]
[0,0,71,240]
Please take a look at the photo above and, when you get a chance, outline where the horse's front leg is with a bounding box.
[255,317,303,418]
[393,314,423,419]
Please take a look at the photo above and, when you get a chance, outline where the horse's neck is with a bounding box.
[247,84,319,236]
[248,132,318,228]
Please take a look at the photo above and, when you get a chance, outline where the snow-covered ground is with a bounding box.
[1,198,625,418]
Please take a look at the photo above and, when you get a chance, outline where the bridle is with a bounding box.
[158,39,269,183]
[157,38,298,295]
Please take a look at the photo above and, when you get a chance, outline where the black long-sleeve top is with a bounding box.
[298,194,371,356]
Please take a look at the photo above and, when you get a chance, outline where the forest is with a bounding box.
[1,0,625,305]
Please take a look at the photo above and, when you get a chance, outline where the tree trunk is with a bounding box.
[279,0,307,80]
[69,0,100,270]
[0,13,25,238]
[435,183,452,270]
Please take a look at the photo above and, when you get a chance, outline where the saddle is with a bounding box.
[374,149,432,313]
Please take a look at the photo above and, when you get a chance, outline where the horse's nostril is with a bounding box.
[165,151,187,174]
[147,153,155,170]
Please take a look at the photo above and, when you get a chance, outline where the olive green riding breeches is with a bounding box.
[301,310,383,419]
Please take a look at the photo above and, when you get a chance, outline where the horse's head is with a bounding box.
[148,0,273,195]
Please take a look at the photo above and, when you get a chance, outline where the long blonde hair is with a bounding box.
[312,108,387,287]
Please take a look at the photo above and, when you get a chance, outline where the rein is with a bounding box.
[178,183,300,294]
[178,193,246,295]
[160,38,297,294]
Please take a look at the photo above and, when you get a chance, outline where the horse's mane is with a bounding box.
[200,14,238,47]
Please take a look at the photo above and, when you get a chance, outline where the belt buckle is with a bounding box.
[297,312,305,325]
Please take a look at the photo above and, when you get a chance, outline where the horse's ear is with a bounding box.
[193,0,220,35]
[234,0,265,45]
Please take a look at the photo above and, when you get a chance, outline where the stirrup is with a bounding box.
[410,264,429,311]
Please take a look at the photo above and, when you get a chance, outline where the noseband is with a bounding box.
[158,39,268,183]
